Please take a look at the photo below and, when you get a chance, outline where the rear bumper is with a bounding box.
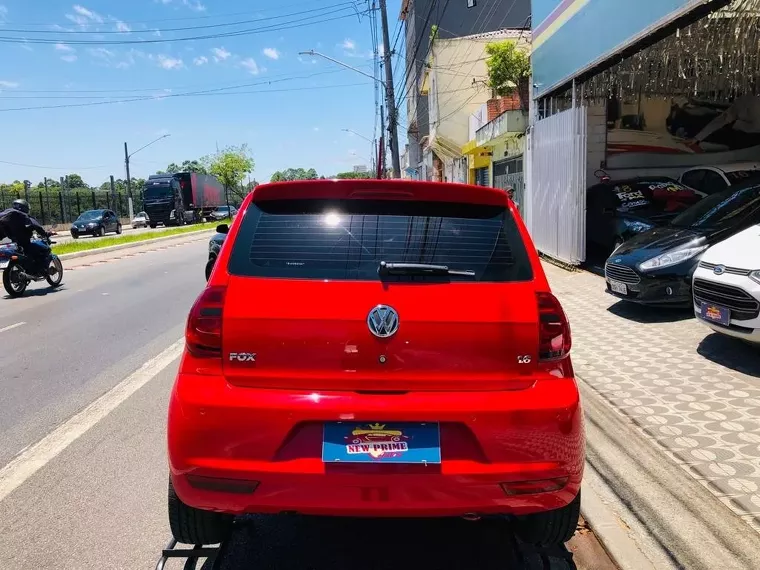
[168,367,585,518]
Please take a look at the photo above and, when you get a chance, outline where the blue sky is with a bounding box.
[0,0,403,186]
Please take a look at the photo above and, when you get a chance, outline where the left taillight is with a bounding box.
[185,286,226,358]
[537,292,572,361]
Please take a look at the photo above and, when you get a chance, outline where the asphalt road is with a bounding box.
[0,237,605,570]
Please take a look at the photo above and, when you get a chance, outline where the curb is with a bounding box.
[57,228,215,261]
[580,479,656,570]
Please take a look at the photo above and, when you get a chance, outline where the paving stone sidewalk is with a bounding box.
[544,262,760,534]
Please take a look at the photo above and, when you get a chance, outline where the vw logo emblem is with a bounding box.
[367,305,399,338]
[714,265,726,275]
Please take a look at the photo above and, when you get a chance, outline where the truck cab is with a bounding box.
[143,175,185,228]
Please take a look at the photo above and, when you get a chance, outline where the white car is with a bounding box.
[693,224,760,343]
[679,163,760,197]
[132,211,149,228]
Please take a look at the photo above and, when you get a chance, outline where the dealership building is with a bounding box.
[526,0,757,264]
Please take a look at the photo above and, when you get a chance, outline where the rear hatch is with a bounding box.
[221,192,538,391]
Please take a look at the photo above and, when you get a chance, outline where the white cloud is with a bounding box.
[341,38,356,51]
[115,21,131,33]
[89,47,114,58]
[65,13,89,25]
[72,5,103,23]
[55,42,75,52]
[262,47,280,60]
[211,47,231,62]
[61,54,78,63]
[240,57,260,75]
[0,80,18,89]
[193,56,208,66]
[157,54,184,70]
[0,5,8,22]
[183,0,206,11]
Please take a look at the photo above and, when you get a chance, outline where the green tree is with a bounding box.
[165,159,207,174]
[335,171,372,179]
[485,40,530,97]
[65,173,87,189]
[203,144,255,206]
[270,167,319,182]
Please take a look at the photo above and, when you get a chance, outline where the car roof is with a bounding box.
[685,162,760,173]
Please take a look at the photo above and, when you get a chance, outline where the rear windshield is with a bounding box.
[227,199,533,282]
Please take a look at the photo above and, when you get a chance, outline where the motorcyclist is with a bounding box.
[0,199,51,270]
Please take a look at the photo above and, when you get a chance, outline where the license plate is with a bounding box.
[609,280,628,295]
[322,422,441,464]
[700,302,731,326]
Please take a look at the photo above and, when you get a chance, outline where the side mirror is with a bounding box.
[216,224,229,234]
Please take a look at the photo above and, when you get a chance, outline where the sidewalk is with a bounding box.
[544,262,760,564]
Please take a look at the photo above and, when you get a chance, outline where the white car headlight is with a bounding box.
[638,245,707,272]
[750,270,760,285]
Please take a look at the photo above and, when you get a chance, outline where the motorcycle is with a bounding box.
[0,233,63,297]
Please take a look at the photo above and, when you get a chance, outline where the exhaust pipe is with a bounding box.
[461,513,481,522]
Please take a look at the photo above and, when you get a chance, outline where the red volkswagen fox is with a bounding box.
[167,179,584,547]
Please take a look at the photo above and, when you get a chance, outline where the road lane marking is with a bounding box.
[0,322,25,334]
[0,337,184,503]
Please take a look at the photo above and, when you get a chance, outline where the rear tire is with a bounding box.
[116,223,122,235]
[3,261,28,297]
[514,491,581,547]
[96,226,105,238]
[168,479,234,545]
[149,223,157,229]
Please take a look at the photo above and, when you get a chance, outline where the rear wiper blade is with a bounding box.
[378,261,475,277]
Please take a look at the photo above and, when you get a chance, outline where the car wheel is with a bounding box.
[168,478,234,545]
[149,223,157,229]
[205,257,216,281]
[71,232,79,240]
[514,490,580,547]
[116,223,122,235]
[96,226,105,238]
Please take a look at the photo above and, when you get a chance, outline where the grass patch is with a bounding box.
[52,222,219,256]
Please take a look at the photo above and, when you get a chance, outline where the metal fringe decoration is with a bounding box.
[576,0,760,105]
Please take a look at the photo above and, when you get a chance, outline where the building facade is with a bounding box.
[399,0,531,179]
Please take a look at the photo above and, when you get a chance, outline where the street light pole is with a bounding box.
[123,134,170,221]
[342,129,376,173]
[300,49,400,178]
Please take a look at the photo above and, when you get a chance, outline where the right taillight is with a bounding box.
[186,286,226,358]
[537,292,572,361]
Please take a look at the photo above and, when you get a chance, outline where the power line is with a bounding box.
[2,3,357,35]
[0,66,374,97]
[3,0,352,27]
[0,82,373,112]
[0,9,361,45]
[1,65,374,94]
[0,159,115,170]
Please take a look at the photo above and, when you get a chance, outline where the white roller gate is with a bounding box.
[526,106,587,265]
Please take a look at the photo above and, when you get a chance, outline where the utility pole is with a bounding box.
[379,0,401,179]
[380,105,387,179]
[124,142,134,222]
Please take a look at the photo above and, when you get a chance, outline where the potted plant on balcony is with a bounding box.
[485,40,531,116]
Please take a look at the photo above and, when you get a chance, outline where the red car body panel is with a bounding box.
[169,179,584,518]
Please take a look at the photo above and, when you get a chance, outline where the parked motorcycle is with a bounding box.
[0,233,63,297]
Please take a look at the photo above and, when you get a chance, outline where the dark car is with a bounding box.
[205,224,227,281]
[70,209,122,239]
[587,177,701,256]
[604,181,760,307]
